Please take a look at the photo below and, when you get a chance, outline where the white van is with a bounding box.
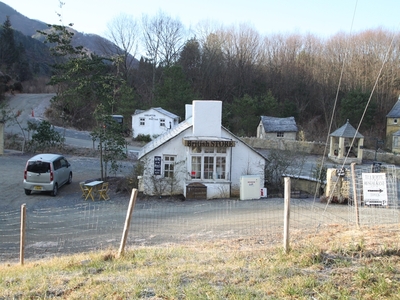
[23,153,72,196]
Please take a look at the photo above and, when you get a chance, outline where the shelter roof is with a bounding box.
[330,120,363,138]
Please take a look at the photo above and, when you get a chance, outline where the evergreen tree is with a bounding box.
[339,89,377,130]
[39,24,125,129]
[0,16,18,73]
[154,65,197,118]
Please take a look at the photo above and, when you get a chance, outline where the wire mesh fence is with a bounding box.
[1,169,400,263]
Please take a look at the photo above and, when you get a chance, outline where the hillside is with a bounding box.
[0,1,131,59]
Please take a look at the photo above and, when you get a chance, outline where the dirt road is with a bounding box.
[4,93,53,134]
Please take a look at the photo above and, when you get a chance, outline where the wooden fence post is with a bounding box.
[20,204,26,265]
[283,177,291,253]
[117,189,138,258]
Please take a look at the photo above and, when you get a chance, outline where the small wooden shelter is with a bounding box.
[328,120,364,164]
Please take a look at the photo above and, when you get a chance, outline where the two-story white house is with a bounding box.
[131,107,180,139]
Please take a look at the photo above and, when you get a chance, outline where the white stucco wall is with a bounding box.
[229,138,265,196]
[141,130,189,196]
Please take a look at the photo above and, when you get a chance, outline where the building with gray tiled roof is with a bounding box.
[386,98,400,153]
[256,116,298,140]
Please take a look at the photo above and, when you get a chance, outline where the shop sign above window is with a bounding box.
[183,139,235,147]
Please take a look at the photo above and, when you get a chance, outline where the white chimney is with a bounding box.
[185,104,192,120]
[192,100,222,137]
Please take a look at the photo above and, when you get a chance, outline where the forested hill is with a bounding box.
[0,2,48,36]
[1,0,399,144]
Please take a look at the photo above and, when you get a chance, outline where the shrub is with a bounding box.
[135,134,152,143]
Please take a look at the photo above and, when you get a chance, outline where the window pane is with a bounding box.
[163,155,176,178]
[191,156,201,179]
[204,147,214,153]
[216,157,226,179]
[204,156,214,179]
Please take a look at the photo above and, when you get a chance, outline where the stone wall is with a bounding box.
[241,137,327,155]
[241,137,400,165]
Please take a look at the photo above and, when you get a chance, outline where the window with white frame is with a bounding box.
[160,118,165,127]
[140,118,145,126]
[163,155,176,178]
[394,137,399,148]
[277,132,284,137]
[190,146,227,180]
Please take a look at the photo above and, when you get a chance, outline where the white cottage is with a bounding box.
[131,107,180,139]
[138,100,266,199]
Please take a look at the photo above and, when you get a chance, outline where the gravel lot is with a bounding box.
[0,151,285,261]
[0,152,134,212]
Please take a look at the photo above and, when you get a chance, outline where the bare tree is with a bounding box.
[104,13,140,84]
[222,24,263,97]
[141,10,186,103]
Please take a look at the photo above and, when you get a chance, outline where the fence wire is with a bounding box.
[348,164,400,226]
[1,187,399,263]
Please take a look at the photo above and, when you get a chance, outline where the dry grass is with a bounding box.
[1,225,400,299]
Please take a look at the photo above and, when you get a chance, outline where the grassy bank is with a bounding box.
[1,226,400,299]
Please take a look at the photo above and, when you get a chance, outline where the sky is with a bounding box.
[2,0,400,39]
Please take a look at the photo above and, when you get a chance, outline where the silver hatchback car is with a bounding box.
[23,153,73,196]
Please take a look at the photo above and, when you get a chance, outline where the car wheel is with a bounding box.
[24,189,31,195]
[67,172,72,184]
[51,184,58,196]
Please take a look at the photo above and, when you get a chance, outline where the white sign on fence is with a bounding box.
[362,173,388,206]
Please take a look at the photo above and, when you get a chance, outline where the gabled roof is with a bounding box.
[138,116,268,161]
[133,107,179,120]
[138,118,192,159]
[386,99,400,118]
[330,120,363,138]
[260,116,298,132]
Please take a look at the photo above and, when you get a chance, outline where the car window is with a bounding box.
[27,161,51,173]
[60,158,68,168]
[53,159,61,170]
